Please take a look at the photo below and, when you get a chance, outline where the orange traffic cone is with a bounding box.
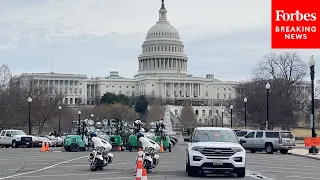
[135,148,143,176]
[40,142,46,152]
[135,161,143,180]
[141,168,148,180]
[159,140,164,153]
[45,142,50,151]
[117,146,121,151]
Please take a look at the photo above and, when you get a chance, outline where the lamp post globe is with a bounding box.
[243,97,247,103]
[309,55,316,67]
[78,111,81,115]
[230,105,233,110]
[27,97,32,103]
[265,82,270,89]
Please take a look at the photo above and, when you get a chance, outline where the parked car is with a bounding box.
[0,129,33,148]
[236,130,252,141]
[46,135,63,147]
[32,136,44,147]
[241,130,295,154]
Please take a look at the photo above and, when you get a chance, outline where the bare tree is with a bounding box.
[180,100,196,129]
[0,65,11,90]
[0,65,17,129]
[20,79,65,134]
[145,99,164,124]
[237,52,308,129]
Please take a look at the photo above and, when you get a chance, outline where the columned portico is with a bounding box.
[162,82,201,98]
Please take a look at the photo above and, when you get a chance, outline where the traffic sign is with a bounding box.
[304,137,320,147]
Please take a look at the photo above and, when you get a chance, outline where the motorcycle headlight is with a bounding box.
[231,147,244,152]
[191,146,204,151]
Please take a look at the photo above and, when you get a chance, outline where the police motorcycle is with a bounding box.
[135,121,160,171]
[88,132,114,171]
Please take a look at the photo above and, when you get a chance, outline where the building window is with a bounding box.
[209,110,212,116]
[202,110,205,116]
[132,91,135,96]
[79,88,82,95]
[119,90,122,94]
[205,91,208,97]
[74,88,77,94]
[195,110,198,115]
[217,92,220,99]
[132,86,135,88]
[223,94,226,99]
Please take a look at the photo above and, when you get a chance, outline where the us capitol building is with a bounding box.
[12,1,238,124]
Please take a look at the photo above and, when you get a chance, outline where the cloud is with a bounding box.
[0,0,319,81]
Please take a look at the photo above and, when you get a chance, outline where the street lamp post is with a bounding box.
[230,105,233,128]
[91,114,94,119]
[27,97,32,135]
[221,112,224,127]
[244,97,247,129]
[78,111,81,135]
[58,106,62,135]
[308,55,319,154]
[265,83,270,130]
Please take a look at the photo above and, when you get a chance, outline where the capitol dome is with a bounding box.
[146,21,180,40]
[136,0,188,77]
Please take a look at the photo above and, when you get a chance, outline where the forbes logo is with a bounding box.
[275,10,317,21]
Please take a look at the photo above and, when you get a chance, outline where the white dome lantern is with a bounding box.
[136,0,188,77]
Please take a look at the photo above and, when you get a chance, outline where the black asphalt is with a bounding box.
[0,143,319,180]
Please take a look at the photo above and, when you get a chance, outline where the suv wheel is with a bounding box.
[235,168,245,178]
[265,143,274,154]
[280,149,288,154]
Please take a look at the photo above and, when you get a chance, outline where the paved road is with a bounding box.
[0,143,319,180]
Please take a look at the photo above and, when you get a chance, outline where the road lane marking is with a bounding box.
[0,155,86,180]
[14,172,122,178]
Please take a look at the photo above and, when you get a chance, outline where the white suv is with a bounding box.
[184,127,246,177]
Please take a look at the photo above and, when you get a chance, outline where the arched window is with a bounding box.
[195,110,199,115]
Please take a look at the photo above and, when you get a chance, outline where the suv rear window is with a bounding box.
[236,131,248,137]
[280,132,294,139]
[265,132,279,138]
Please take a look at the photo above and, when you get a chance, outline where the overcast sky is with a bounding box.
[0,0,319,81]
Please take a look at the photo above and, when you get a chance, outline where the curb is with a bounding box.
[288,152,320,160]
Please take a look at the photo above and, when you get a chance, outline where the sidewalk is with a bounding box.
[288,148,320,160]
